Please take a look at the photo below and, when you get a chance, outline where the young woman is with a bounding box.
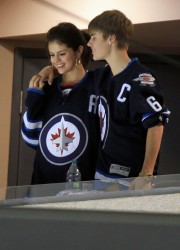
[34,10,170,189]
[21,23,100,184]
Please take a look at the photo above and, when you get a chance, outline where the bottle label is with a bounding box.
[72,182,81,189]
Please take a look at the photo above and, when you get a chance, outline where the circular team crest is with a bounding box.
[98,96,109,148]
[39,113,88,165]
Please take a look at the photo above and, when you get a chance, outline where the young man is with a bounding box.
[87,10,170,188]
[35,10,170,189]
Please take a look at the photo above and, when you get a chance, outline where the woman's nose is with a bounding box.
[54,54,60,63]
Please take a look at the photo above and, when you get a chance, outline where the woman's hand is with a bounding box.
[29,74,45,90]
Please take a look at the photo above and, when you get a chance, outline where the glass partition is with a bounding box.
[0,174,180,207]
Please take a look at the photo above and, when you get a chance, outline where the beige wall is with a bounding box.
[0,0,180,188]
[0,42,13,189]
[0,0,180,39]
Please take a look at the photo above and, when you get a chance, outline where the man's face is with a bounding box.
[87,30,111,61]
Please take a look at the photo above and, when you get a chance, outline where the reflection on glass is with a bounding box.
[0,174,180,207]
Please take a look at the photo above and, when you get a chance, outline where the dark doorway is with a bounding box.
[8,48,49,186]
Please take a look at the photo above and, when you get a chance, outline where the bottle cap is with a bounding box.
[72,159,77,164]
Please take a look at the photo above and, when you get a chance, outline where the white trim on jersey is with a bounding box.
[21,130,39,146]
[23,111,43,130]
[95,171,130,187]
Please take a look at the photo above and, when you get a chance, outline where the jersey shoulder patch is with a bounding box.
[133,73,156,87]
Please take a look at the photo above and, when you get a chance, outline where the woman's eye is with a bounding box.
[49,52,66,57]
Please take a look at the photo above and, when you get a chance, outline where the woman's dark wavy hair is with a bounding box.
[46,22,92,68]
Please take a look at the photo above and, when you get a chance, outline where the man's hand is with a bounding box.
[38,66,56,86]
[129,176,153,190]
[29,65,58,90]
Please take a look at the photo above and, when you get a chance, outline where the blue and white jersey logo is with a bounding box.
[98,96,109,148]
[39,113,88,165]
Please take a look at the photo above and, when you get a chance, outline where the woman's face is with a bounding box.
[48,41,77,74]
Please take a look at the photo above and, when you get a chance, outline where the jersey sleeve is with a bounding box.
[129,73,170,129]
[21,88,46,148]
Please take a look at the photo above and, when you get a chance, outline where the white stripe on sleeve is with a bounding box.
[23,111,43,130]
[21,130,39,146]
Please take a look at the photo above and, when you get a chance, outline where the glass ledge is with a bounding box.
[0,174,180,207]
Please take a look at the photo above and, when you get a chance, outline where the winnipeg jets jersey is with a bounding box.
[21,72,100,184]
[95,58,170,180]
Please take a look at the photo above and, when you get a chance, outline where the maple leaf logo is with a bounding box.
[51,122,75,155]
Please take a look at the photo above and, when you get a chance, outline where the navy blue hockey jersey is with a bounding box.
[21,72,100,184]
[94,58,170,180]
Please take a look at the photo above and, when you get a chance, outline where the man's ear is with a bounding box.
[109,34,117,44]
[108,34,117,45]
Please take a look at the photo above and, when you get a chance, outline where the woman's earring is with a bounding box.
[75,58,81,67]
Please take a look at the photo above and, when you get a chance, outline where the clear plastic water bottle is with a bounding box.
[66,159,81,190]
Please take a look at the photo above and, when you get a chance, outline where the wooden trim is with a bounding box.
[8,48,47,186]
